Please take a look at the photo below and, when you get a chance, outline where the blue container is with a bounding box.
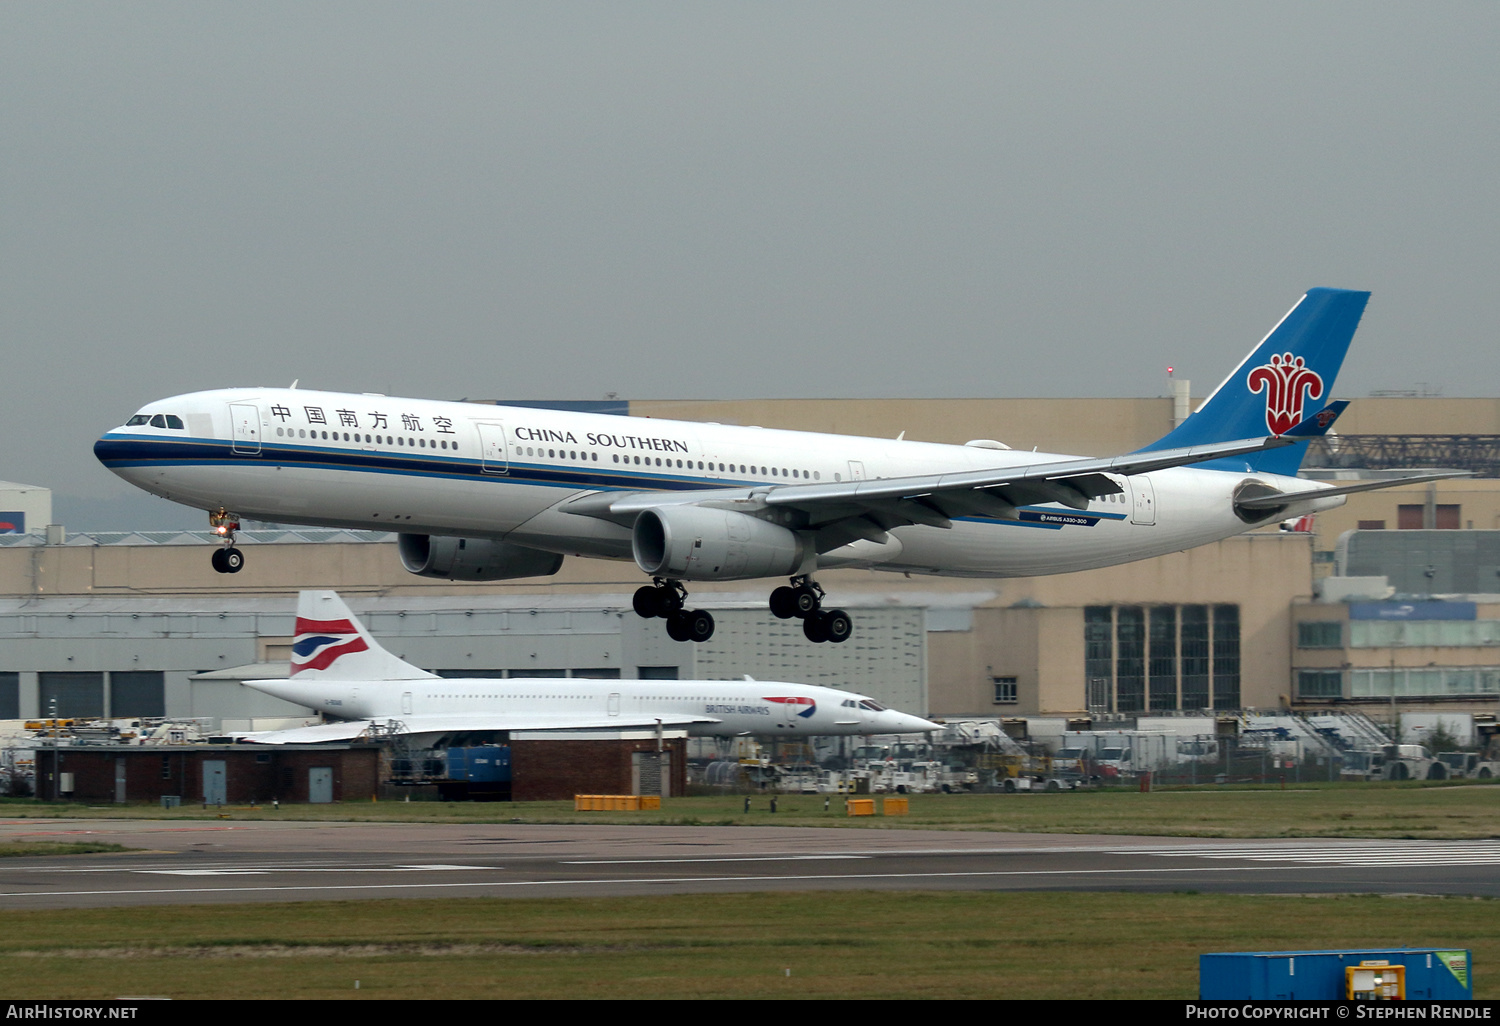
[446,745,512,784]
[1200,948,1472,1000]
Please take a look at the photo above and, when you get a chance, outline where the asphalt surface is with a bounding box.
[5,819,1500,909]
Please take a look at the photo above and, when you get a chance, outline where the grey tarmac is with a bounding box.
[4,819,1500,910]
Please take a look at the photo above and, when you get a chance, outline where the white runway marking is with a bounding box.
[0,864,1262,900]
[562,855,869,865]
[1123,841,1500,867]
[132,864,492,876]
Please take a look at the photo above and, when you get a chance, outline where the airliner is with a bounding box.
[238,591,939,744]
[95,288,1460,644]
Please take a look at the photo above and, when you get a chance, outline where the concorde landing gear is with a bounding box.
[633,578,715,643]
[769,576,852,644]
[208,509,244,574]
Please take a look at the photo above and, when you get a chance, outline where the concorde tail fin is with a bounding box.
[289,590,437,681]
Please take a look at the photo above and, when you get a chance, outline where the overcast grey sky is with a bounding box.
[2,3,1496,526]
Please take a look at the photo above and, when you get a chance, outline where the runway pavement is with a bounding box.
[5,818,1500,909]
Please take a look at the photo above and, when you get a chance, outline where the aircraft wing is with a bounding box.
[563,434,1292,547]
[237,712,719,745]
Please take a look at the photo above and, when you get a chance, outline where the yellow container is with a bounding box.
[846,798,876,817]
[882,797,909,816]
[576,794,657,811]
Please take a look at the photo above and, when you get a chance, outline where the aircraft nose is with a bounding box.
[93,431,130,466]
[884,712,941,734]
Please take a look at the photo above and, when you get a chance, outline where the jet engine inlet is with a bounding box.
[632,506,805,581]
[398,534,564,581]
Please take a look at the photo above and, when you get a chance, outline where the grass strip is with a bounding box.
[2,891,1497,999]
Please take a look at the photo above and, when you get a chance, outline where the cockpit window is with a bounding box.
[132,413,185,429]
[858,699,886,712]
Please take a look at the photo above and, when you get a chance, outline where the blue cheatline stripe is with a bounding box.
[97,435,1127,529]
[95,435,765,493]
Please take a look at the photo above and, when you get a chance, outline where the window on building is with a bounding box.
[1297,622,1343,648]
[992,677,1018,704]
[1084,607,1113,711]
[1115,607,1145,713]
[1180,606,1210,709]
[638,666,680,680]
[1297,670,1344,699]
[1212,605,1241,710]
[1149,607,1177,710]
[1357,520,1386,530]
[1399,504,1461,530]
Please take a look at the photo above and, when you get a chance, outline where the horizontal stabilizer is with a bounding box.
[1236,470,1474,510]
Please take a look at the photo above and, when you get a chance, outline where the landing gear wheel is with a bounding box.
[792,585,820,618]
[769,586,798,620]
[685,609,715,643]
[666,611,692,642]
[820,609,852,644]
[633,585,663,619]
[802,613,830,643]
[222,547,244,573]
[211,548,228,573]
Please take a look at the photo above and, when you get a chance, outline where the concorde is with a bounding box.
[96,288,1461,645]
[238,591,939,744]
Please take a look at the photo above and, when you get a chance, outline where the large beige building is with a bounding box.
[1,394,1493,726]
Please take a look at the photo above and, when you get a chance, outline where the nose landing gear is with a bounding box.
[769,576,851,644]
[209,509,243,574]
[633,578,715,643]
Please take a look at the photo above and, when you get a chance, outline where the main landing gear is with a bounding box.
[209,509,244,574]
[769,576,852,644]
[633,579,716,643]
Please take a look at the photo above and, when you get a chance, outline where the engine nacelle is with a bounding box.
[397,534,564,582]
[632,505,806,581]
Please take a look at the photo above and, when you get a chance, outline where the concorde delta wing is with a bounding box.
[236,710,720,745]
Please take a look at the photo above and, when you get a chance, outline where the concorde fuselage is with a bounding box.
[245,673,939,738]
[95,386,1342,579]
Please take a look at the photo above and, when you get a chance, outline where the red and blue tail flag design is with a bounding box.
[291,618,369,675]
[1138,288,1369,476]
[765,696,817,719]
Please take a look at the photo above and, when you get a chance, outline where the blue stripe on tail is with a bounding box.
[1139,288,1369,475]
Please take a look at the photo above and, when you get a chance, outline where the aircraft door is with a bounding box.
[848,461,866,481]
[478,423,509,475]
[608,692,620,718]
[229,404,261,455]
[1130,477,1157,525]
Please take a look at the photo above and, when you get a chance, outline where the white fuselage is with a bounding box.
[95,387,1345,579]
[246,675,939,737]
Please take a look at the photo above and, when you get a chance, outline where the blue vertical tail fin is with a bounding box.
[1138,287,1369,475]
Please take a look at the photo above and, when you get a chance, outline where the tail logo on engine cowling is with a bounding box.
[291,617,369,674]
[1248,353,1324,435]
